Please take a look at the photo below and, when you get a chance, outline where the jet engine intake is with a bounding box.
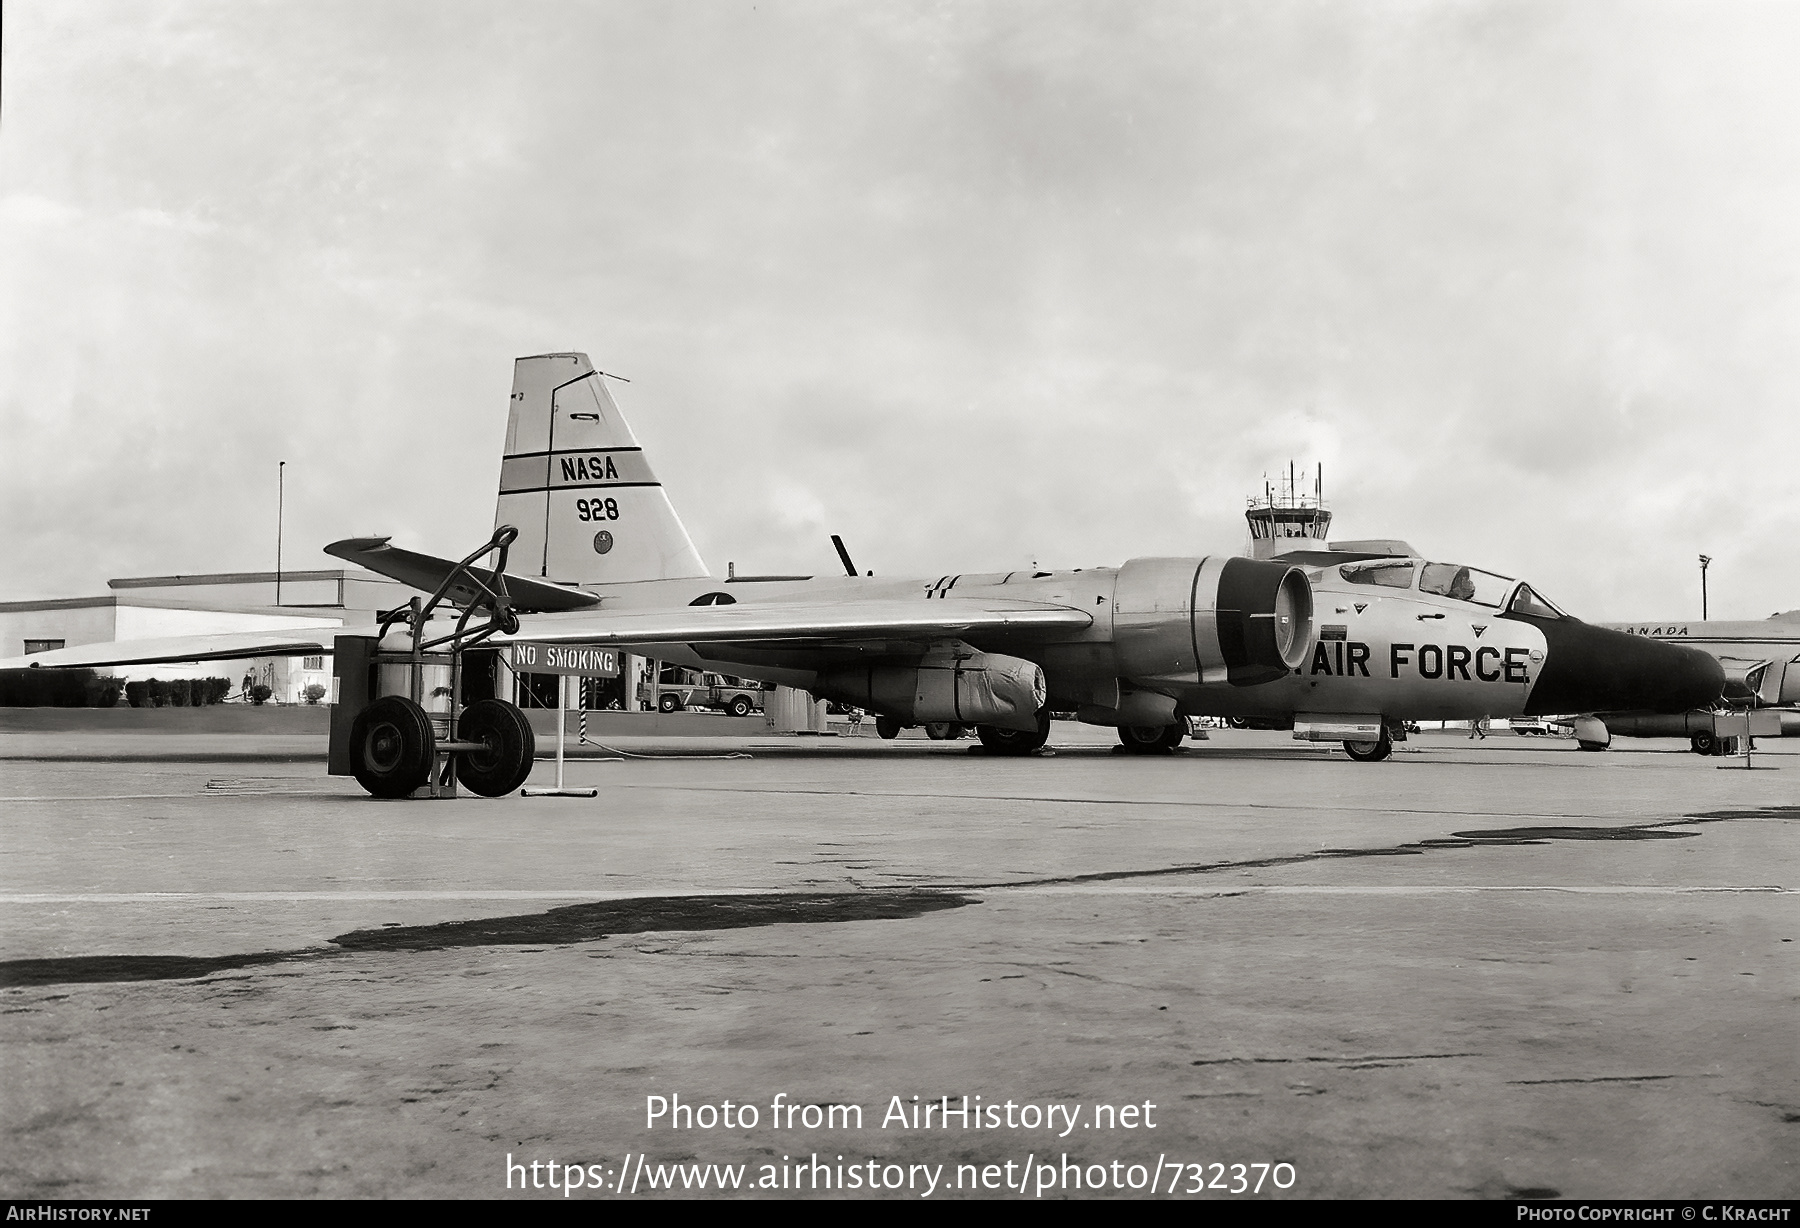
[818,651,1046,732]
[1718,657,1773,703]
[1114,556,1313,687]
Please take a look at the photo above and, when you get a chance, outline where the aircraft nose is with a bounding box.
[1521,620,1726,716]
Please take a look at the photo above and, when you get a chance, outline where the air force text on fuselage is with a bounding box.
[1301,637,1533,683]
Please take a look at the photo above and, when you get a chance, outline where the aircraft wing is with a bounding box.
[324,537,600,612]
[0,598,1092,672]
[507,597,1092,646]
[0,628,352,671]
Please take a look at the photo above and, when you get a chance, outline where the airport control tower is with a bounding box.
[1245,462,1331,560]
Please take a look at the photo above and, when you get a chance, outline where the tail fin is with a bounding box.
[494,353,710,584]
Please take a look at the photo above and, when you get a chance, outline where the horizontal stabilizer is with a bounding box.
[324,538,600,613]
[509,597,1092,647]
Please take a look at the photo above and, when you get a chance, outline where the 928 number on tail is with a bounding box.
[576,498,619,521]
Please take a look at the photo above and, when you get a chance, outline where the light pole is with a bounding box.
[277,461,286,606]
[1698,554,1711,621]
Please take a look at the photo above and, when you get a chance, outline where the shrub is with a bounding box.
[201,678,232,705]
[0,668,96,707]
[85,675,124,708]
[124,681,149,708]
[249,684,273,706]
[303,682,327,705]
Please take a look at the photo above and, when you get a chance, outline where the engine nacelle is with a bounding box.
[817,650,1046,732]
[1113,556,1313,688]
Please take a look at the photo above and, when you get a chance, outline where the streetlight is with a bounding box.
[1698,554,1711,621]
[277,460,286,606]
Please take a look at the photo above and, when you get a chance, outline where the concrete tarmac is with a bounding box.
[1,724,1794,1200]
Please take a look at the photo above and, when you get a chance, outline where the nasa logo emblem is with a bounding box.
[593,531,613,555]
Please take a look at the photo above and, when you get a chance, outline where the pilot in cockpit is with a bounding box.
[1446,567,1476,602]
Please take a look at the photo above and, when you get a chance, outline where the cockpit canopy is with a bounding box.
[1336,559,1569,619]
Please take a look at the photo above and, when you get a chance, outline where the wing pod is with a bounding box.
[817,650,1046,732]
[1114,556,1313,688]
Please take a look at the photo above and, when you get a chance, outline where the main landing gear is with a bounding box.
[1118,723,1185,753]
[1342,729,1393,762]
[1690,730,1741,757]
[330,526,537,799]
[975,709,1052,755]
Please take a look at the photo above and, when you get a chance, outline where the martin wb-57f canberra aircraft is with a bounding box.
[4,353,1725,796]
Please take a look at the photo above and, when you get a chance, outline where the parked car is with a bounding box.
[638,666,768,716]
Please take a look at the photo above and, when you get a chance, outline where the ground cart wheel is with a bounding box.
[456,699,536,797]
[349,695,437,798]
[1690,730,1717,756]
[924,721,955,740]
[1343,731,1392,762]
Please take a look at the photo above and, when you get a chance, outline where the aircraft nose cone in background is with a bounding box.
[1519,618,1727,716]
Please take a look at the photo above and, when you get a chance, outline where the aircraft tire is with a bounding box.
[1118,724,1184,752]
[455,699,536,797]
[977,709,1051,755]
[350,696,437,798]
[727,695,754,718]
[1227,717,1250,730]
[875,716,903,740]
[1690,730,1717,756]
[658,693,682,713]
[1577,740,1608,752]
[1342,732,1391,762]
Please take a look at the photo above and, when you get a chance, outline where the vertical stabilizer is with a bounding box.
[494,353,710,584]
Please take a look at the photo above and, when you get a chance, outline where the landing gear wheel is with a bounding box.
[875,716,902,740]
[924,721,955,740]
[349,696,438,798]
[454,699,535,797]
[1343,731,1392,762]
[1227,716,1250,730]
[726,695,754,718]
[658,693,682,713]
[1690,730,1717,756]
[1577,740,1608,752]
[977,709,1052,755]
[1119,724,1184,752]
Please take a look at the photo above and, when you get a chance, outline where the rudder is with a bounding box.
[494,353,710,584]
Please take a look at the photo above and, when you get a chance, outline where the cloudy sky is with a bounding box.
[2,1,1796,620]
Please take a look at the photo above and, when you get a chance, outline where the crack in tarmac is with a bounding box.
[1,806,1789,990]
[943,816,1728,891]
